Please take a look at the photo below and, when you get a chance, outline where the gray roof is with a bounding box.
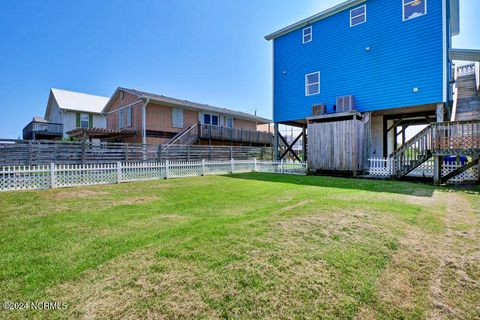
[109,87,271,123]
[50,88,110,114]
[450,48,480,61]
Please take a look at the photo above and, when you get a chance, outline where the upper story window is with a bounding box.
[350,5,367,27]
[305,72,320,96]
[302,26,312,44]
[80,113,89,128]
[118,110,124,129]
[403,0,427,21]
[126,106,132,127]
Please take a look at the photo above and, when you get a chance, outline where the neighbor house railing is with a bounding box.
[0,159,308,192]
[199,124,273,145]
[22,121,63,140]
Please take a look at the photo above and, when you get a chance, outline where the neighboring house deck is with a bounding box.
[265,0,479,184]
[22,117,63,140]
[102,87,272,146]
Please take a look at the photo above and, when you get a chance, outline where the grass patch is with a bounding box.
[0,173,478,319]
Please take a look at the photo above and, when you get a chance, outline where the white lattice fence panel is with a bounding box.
[443,164,479,183]
[368,158,392,177]
[54,164,117,188]
[231,160,254,173]
[282,163,308,175]
[204,161,232,175]
[0,165,51,191]
[122,162,165,182]
[408,160,434,178]
[1,160,307,192]
[168,161,202,178]
[256,161,282,173]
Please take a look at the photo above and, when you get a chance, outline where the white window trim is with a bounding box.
[203,113,219,125]
[302,26,312,44]
[305,72,320,96]
[403,0,427,22]
[350,5,367,27]
[80,113,89,128]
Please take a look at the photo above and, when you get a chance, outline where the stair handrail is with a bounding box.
[390,124,433,177]
[163,122,199,150]
[451,63,460,121]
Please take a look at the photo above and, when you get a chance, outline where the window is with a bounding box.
[305,72,320,96]
[118,110,124,129]
[203,113,219,125]
[212,115,219,125]
[226,117,233,128]
[203,113,211,124]
[302,26,312,44]
[350,5,367,27]
[80,113,89,128]
[403,0,426,21]
[126,106,132,127]
[172,107,184,128]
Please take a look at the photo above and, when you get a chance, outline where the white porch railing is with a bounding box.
[368,158,479,183]
[368,157,394,177]
[0,159,308,192]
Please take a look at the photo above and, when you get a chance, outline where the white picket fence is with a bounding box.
[0,159,308,192]
[368,157,479,183]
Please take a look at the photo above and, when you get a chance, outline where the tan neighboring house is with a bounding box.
[102,88,272,145]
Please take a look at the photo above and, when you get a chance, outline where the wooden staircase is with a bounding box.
[163,123,199,149]
[453,63,480,122]
[390,120,480,179]
[392,125,433,178]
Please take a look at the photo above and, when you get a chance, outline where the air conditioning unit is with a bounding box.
[336,96,355,113]
[312,104,327,116]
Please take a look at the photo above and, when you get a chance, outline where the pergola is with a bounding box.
[67,128,137,141]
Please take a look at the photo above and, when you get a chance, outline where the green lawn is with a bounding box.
[0,174,479,319]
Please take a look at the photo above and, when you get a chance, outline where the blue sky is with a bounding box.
[0,0,478,139]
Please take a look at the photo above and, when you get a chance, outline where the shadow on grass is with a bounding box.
[225,172,436,197]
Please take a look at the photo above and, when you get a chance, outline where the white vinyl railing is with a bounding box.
[368,157,479,183]
[0,159,308,192]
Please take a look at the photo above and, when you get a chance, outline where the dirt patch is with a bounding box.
[404,190,441,206]
[427,192,480,320]
[49,189,110,200]
[115,195,160,205]
[278,199,313,213]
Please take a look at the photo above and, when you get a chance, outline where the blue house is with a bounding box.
[266,0,480,183]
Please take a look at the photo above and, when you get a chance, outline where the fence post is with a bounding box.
[253,158,257,172]
[50,163,55,189]
[117,162,122,184]
[165,160,170,179]
[281,159,284,174]
[231,158,234,173]
[202,159,206,176]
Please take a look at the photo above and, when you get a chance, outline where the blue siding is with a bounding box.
[273,0,445,123]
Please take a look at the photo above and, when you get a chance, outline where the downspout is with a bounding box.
[142,98,149,145]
